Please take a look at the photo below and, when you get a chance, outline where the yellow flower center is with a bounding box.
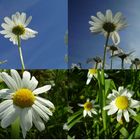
[12,25,25,35]
[115,96,129,110]
[89,69,97,75]
[84,102,93,111]
[103,22,116,33]
[13,88,35,108]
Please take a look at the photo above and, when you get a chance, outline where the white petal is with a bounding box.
[20,12,26,25]
[97,12,105,21]
[130,99,140,108]
[91,109,97,115]
[10,69,22,89]
[108,106,118,115]
[111,31,120,45]
[106,9,113,22]
[28,76,38,91]
[20,115,27,138]
[103,105,111,110]
[35,100,53,116]
[25,16,32,27]
[32,104,49,122]
[0,100,13,113]
[32,109,45,131]
[117,109,122,122]
[88,111,92,117]
[78,103,84,107]
[83,110,87,117]
[1,105,17,128]
[22,71,31,88]
[0,72,18,91]
[123,110,129,122]
[128,108,136,116]
[86,77,92,85]
[21,108,32,131]
[91,16,103,24]
[33,85,51,95]
[36,96,55,109]
[0,89,12,99]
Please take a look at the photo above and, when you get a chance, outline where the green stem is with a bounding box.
[121,59,124,70]
[84,119,90,138]
[17,36,25,71]
[11,118,20,138]
[102,33,110,69]
[101,70,107,137]
[110,51,114,69]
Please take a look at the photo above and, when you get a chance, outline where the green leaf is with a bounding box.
[105,79,116,96]
[67,110,82,124]
[120,127,129,138]
[132,113,140,124]
[134,125,140,138]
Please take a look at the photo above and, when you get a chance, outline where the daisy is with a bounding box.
[78,99,97,117]
[104,86,140,122]
[86,56,103,69]
[0,69,55,138]
[86,69,108,85]
[89,9,127,45]
[0,12,38,45]
[130,58,140,69]
[86,69,98,85]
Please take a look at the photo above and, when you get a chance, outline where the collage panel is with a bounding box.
[69,0,140,69]
[66,69,140,139]
[0,0,67,69]
[0,69,68,138]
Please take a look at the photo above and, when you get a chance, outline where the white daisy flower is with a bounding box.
[0,69,55,138]
[86,69,108,85]
[0,12,38,45]
[89,9,127,45]
[104,86,140,122]
[86,69,98,85]
[78,99,97,117]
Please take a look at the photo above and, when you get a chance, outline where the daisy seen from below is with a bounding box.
[104,86,140,122]
[78,99,97,117]
[0,12,38,45]
[89,9,127,45]
[0,69,55,138]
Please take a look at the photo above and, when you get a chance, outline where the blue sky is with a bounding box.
[69,0,140,69]
[0,0,67,69]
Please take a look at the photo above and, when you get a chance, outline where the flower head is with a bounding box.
[0,70,55,138]
[86,69,98,85]
[130,58,140,69]
[104,86,140,122]
[78,99,97,117]
[89,9,127,45]
[0,12,38,45]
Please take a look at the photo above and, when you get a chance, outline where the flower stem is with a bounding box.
[121,59,124,70]
[102,33,110,69]
[11,118,20,138]
[110,51,114,69]
[17,36,25,71]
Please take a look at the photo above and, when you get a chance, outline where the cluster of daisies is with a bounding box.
[0,70,55,138]
[88,9,140,69]
[78,70,140,124]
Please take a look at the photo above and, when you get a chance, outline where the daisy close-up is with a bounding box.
[89,9,127,45]
[104,86,140,122]
[0,12,38,45]
[78,99,97,117]
[0,69,55,138]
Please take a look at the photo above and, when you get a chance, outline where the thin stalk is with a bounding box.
[102,33,110,69]
[121,59,124,70]
[11,118,20,138]
[110,51,114,69]
[101,70,107,137]
[17,36,25,70]
[95,62,98,69]
[84,119,90,138]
